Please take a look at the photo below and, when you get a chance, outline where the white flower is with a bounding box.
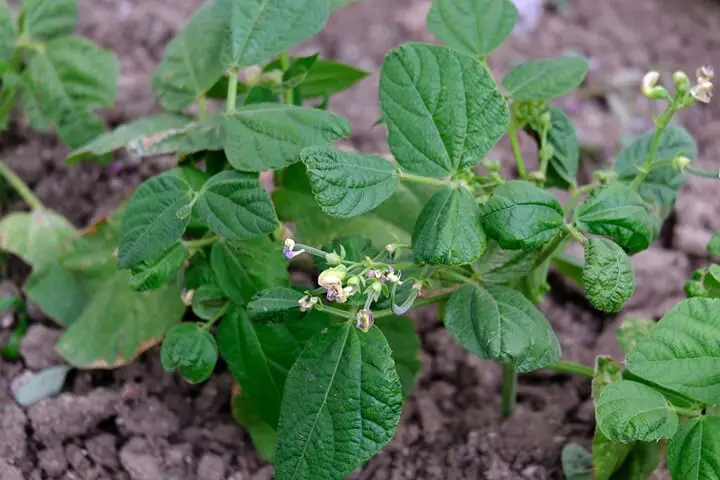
[318,266,347,291]
[356,309,374,333]
[691,65,714,103]
[298,295,319,312]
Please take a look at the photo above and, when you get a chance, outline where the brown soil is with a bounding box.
[2,0,720,479]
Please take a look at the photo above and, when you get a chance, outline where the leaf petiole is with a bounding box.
[500,364,517,418]
[629,103,678,189]
[672,406,701,418]
[0,161,43,210]
[396,170,454,188]
[315,303,354,319]
[507,119,528,179]
[183,236,218,251]
[226,68,240,113]
[546,360,594,378]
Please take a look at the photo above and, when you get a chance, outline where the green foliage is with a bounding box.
[502,56,589,100]
[481,180,565,250]
[615,317,655,355]
[291,59,368,99]
[667,416,720,480]
[542,107,579,188]
[561,443,592,480]
[426,0,518,57]
[375,316,421,398]
[161,323,218,384]
[412,186,486,265]
[0,208,77,268]
[21,0,77,40]
[380,43,508,177]
[709,231,720,257]
[582,237,635,313]
[247,288,304,322]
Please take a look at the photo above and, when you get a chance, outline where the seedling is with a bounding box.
[1,0,719,478]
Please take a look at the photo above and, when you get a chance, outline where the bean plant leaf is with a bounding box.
[129,243,187,292]
[582,237,635,313]
[502,56,589,100]
[223,103,350,171]
[412,186,486,265]
[275,324,403,480]
[194,171,278,240]
[329,0,357,8]
[191,284,228,321]
[474,241,542,284]
[21,0,77,40]
[247,287,304,322]
[0,1,16,63]
[375,316,421,398]
[561,443,593,480]
[211,238,289,306]
[296,59,369,99]
[616,317,655,356]
[301,148,398,218]
[151,1,226,111]
[544,107,579,189]
[709,231,720,257]
[380,43,509,177]
[613,126,697,218]
[627,298,720,404]
[667,416,720,480]
[595,380,678,443]
[231,389,277,462]
[481,180,565,250]
[160,323,218,384]
[575,184,660,254]
[118,175,194,268]
[612,442,663,480]
[220,0,329,69]
[444,284,561,372]
[426,0,518,57]
[0,208,77,268]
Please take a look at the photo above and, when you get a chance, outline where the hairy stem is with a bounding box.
[686,166,720,179]
[226,68,239,113]
[500,364,517,418]
[0,161,42,210]
[547,360,594,378]
[630,104,678,189]
[397,170,454,188]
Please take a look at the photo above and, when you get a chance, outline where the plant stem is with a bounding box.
[564,183,598,216]
[673,406,701,418]
[197,95,208,121]
[183,236,218,250]
[507,122,527,179]
[686,166,720,179]
[437,269,473,284]
[565,223,586,244]
[630,104,678,189]
[226,68,239,113]
[373,290,454,319]
[532,231,570,270]
[550,253,584,287]
[0,161,42,210]
[397,170,453,188]
[279,53,294,105]
[316,304,354,319]
[547,360,594,378]
[500,364,517,418]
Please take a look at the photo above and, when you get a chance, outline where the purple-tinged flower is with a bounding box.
[356,309,374,333]
[283,238,305,260]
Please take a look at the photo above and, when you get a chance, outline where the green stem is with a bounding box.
[0,161,42,210]
[183,236,218,251]
[538,126,551,178]
[397,170,453,188]
[565,223,586,244]
[436,269,473,284]
[200,303,230,331]
[316,304,354,319]
[507,122,527,179]
[279,53,294,105]
[672,406,701,418]
[550,253,584,287]
[373,290,453,319]
[226,68,239,113]
[197,95,208,121]
[532,231,570,270]
[630,104,678,189]
[564,183,598,216]
[686,166,720,179]
[547,360,594,378]
[500,364,517,418]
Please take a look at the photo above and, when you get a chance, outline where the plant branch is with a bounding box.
[226,68,239,113]
[397,170,453,188]
[630,103,678,189]
[0,161,43,210]
[546,360,594,378]
[532,231,570,270]
[316,304,354,319]
[279,53,294,105]
[507,121,528,180]
[183,236,218,251]
[500,364,517,418]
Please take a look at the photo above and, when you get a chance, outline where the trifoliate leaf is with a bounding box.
[118,174,194,268]
[160,323,218,384]
[222,103,350,171]
[613,126,697,218]
[151,1,226,111]
[426,0,518,57]
[129,243,187,292]
[220,0,329,69]
[502,56,589,100]
[412,186,486,265]
[211,239,289,306]
[380,43,508,177]
[21,0,77,40]
[582,237,635,313]
[473,241,541,284]
[575,184,660,254]
[375,316,421,398]
[247,288,304,322]
[444,284,561,372]
[301,147,398,218]
[595,380,678,442]
[0,208,77,268]
[667,416,720,480]
[627,298,720,404]
[275,324,403,480]
[481,180,565,250]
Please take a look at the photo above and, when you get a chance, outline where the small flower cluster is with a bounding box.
[691,66,714,104]
[642,66,713,104]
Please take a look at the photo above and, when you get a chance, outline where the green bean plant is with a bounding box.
[1,0,720,479]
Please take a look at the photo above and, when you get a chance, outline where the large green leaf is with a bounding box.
[380,43,508,177]
[543,107,579,189]
[627,298,720,404]
[0,208,77,268]
[481,180,565,250]
[118,174,194,268]
[375,316,421,399]
[297,59,369,99]
[667,416,720,480]
[426,0,517,57]
[220,0,329,68]
[223,103,350,171]
[475,242,542,284]
[301,147,398,218]
[595,380,678,442]
[502,56,589,100]
[247,288,303,322]
[160,323,218,384]
[582,237,634,313]
[21,0,77,40]
[194,171,278,240]
[210,238,289,306]
[275,324,403,480]
[412,186,486,265]
[0,1,16,63]
[151,1,226,111]
[129,243,188,292]
[613,126,697,218]
[575,184,660,254]
[444,283,561,371]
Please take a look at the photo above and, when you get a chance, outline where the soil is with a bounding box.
[2,0,720,479]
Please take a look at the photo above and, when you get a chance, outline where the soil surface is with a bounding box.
[2,0,720,479]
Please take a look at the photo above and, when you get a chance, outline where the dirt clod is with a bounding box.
[20,325,64,370]
[197,453,228,480]
[38,445,68,477]
[0,404,27,465]
[86,434,120,470]
[119,437,165,480]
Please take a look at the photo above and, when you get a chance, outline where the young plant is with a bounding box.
[0,0,119,152]
[1,0,719,478]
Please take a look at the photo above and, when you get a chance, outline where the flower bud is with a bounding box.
[318,266,347,290]
[672,71,690,93]
[673,155,691,171]
[641,71,669,100]
[356,309,375,333]
[283,238,305,260]
[368,281,383,295]
[325,251,342,266]
[181,289,195,306]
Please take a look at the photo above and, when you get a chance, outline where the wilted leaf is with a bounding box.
[0,208,77,268]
